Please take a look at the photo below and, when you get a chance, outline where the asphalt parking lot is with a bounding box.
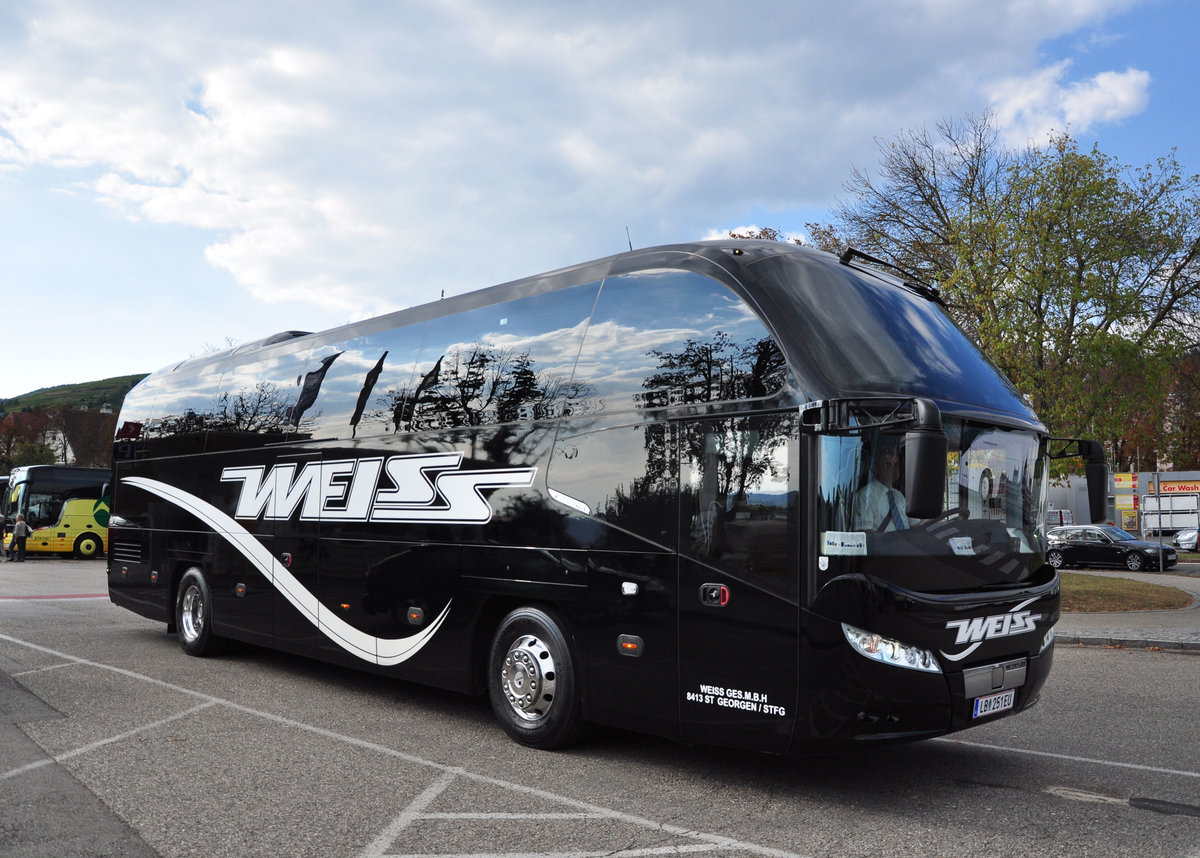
[3,557,1198,858]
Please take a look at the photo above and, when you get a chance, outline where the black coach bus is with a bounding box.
[107,241,1104,753]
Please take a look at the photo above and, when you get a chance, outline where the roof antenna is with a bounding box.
[625,226,633,251]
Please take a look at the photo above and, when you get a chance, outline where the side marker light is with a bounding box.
[617,635,644,657]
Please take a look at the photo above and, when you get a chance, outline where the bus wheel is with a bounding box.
[176,568,227,657]
[73,533,103,559]
[487,607,584,750]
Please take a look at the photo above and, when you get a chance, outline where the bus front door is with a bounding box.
[677,415,799,753]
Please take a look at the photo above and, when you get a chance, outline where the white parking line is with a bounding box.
[936,736,1200,779]
[13,660,80,676]
[355,767,773,858]
[358,770,459,858]
[1044,786,1128,805]
[378,848,736,858]
[0,633,809,858]
[1,701,217,781]
[6,630,1196,857]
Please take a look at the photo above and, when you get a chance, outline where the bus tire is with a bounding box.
[175,567,227,657]
[73,533,103,559]
[487,606,584,750]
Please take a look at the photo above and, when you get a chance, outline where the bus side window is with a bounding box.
[548,423,677,549]
[680,416,798,600]
[153,361,230,454]
[574,270,787,417]
[408,283,599,430]
[207,344,328,448]
[296,325,426,441]
[115,372,173,460]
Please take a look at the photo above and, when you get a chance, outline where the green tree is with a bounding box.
[1165,351,1200,469]
[13,440,57,467]
[0,411,56,470]
[807,114,1200,468]
[57,407,118,468]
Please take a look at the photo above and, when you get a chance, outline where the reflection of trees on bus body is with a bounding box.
[592,331,790,550]
[639,332,788,497]
[377,345,594,434]
[211,382,298,434]
[148,381,316,440]
[364,344,595,463]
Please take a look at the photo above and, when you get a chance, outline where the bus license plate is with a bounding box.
[972,688,1016,718]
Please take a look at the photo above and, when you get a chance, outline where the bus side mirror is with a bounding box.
[1081,440,1107,523]
[905,399,946,520]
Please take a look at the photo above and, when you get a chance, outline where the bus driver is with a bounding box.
[852,435,912,532]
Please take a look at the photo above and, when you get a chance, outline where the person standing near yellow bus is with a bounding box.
[10,514,30,562]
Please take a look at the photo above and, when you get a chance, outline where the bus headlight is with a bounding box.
[841,623,942,673]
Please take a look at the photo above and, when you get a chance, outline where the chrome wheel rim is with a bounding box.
[499,634,556,723]
[180,584,204,643]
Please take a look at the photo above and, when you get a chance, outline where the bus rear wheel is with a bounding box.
[487,606,584,750]
[73,533,103,559]
[176,567,227,657]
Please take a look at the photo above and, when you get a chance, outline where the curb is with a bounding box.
[1055,635,1200,654]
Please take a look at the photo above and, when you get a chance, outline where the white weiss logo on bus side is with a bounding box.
[220,453,536,525]
[941,598,1043,662]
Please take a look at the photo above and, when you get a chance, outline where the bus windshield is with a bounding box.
[750,252,1037,420]
[6,472,64,528]
[816,419,1048,592]
[2,477,19,520]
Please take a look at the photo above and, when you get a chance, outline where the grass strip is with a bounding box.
[1061,572,1192,613]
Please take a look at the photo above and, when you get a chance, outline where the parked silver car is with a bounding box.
[1174,529,1198,552]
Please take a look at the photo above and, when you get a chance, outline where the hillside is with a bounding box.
[0,374,148,413]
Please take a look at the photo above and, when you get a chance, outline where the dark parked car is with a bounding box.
[1046,525,1178,571]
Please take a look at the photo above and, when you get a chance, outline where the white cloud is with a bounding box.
[1063,67,1152,126]
[987,59,1150,145]
[0,0,1158,332]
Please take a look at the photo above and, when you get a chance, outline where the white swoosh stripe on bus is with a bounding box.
[123,476,450,666]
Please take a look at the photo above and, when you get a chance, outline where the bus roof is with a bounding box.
[132,241,1040,429]
[145,241,906,376]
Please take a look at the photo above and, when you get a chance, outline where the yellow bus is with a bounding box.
[3,465,110,558]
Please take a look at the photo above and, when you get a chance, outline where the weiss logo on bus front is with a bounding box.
[940,598,1043,662]
[220,453,536,525]
[946,610,1041,645]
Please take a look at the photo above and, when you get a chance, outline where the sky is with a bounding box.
[1,0,1198,400]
